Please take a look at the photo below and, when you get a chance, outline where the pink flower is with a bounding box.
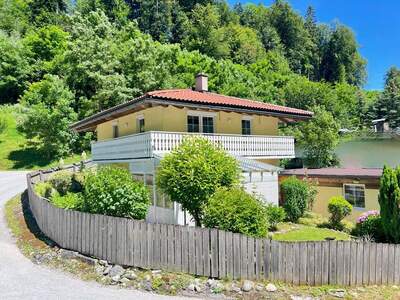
[356,210,379,224]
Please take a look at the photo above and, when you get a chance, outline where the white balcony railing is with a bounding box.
[92,131,295,161]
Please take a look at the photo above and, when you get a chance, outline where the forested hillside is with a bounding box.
[0,0,395,168]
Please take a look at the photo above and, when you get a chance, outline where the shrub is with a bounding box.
[35,182,59,199]
[82,166,150,219]
[328,196,352,230]
[49,170,73,195]
[281,176,310,222]
[0,114,7,134]
[352,210,384,241]
[265,204,286,231]
[378,165,400,243]
[51,192,83,209]
[157,137,240,226]
[202,187,269,238]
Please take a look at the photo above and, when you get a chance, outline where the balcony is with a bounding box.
[91,131,295,161]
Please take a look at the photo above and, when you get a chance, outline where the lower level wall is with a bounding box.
[312,186,379,221]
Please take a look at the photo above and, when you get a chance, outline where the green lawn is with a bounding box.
[272,224,351,241]
[0,105,85,170]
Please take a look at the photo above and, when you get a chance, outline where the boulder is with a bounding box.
[241,280,254,292]
[108,265,125,278]
[266,283,277,292]
[328,289,346,298]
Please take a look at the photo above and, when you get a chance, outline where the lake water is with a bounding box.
[335,139,400,168]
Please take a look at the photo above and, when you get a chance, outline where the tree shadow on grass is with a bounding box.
[20,190,56,247]
[8,147,54,170]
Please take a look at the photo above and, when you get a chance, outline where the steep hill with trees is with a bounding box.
[0,0,385,168]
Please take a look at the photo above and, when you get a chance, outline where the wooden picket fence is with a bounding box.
[27,168,400,286]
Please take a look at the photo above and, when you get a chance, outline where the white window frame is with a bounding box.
[187,110,216,133]
[343,183,366,209]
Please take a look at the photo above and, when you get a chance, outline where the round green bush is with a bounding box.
[157,136,239,226]
[328,196,352,229]
[51,192,83,209]
[82,166,150,219]
[352,211,383,241]
[281,176,309,222]
[35,181,59,199]
[202,187,269,238]
[49,170,73,195]
[265,204,286,230]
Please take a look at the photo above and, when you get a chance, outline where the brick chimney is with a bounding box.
[195,73,208,92]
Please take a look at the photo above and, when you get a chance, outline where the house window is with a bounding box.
[187,112,215,133]
[136,115,145,133]
[202,117,214,133]
[187,115,200,132]
[343,184,365,208]
[112,124,119,138]
[242,119,251,135]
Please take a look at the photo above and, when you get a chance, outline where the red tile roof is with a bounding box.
[147,89,313,117]
[281,168,382,179]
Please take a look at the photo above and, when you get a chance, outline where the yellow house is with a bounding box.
[279,168,382,221]
[71,74,313,225]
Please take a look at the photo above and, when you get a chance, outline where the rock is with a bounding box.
[75,253,98,266]
[152,270,162,275]
[187,284,196,292]
[328,289,346,298]
[120,278,130,284]
[99,260,108,266]
[290,296,313,300]
[230,284,241,293]
[194,285,202,292]
[393,285,399,289]
[241,280,254,292]
[59,249,77,259]
[33,253,53,264]
[103,265,112,275]
[266,283,277,292]
[95,264,104,275]
[108,265,125,278]
[255,284,264,292]
[207,279,218,289]
[123,271,137,280]
[111,275,121,282]
[144,274,151,281]
[143,280,152,291]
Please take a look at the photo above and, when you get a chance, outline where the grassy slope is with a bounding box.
[272,224,350,241]
[0,105,83,170]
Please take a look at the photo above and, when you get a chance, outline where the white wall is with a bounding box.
[243,171,279,206]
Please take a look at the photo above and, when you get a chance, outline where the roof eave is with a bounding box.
[71,96,313,132]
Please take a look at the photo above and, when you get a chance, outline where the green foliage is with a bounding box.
[352,212,383,241]
[18,74,78,158]
[0,32,30,103]
[48,170,73,195]
[281,176,311,222]
[327,196,352,230]
[371,67,400,128]
[203,187,269,238]
[157,136,239,226]
[34,181,59,199]
[0,114,7,134]
[378,165,400,243]
[265,204,286,231]
[82,166,150,219]
[295,106,340,168]
[51,192,83,209]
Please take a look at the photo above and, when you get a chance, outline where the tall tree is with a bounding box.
[378,166,400,243]
[320,24,366,86]
[372,67,400,128]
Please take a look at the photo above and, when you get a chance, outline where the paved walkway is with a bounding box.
[0,172,190,300]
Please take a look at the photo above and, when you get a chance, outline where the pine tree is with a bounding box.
[378,166,400,243]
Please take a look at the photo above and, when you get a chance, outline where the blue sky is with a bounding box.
[228,0,400,90]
